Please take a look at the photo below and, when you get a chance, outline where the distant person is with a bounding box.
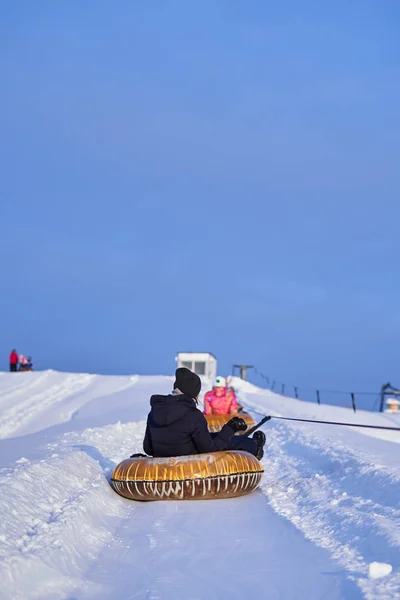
[19,355,33,371]
[9,349,18,372]
[204,376,238,415]
[142,367,266,459]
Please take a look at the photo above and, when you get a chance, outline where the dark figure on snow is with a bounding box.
[143,367,266,459]
[9,349,18,372]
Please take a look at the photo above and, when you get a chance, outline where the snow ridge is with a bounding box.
[240,385,400,600]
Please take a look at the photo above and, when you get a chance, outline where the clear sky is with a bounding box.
[1,1,400,407]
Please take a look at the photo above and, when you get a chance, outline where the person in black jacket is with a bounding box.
[143,367,266,459]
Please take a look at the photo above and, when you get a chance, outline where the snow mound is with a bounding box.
[0,370,398,599]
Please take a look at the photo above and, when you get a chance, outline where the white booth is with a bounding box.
[385,398,400,413]
[175,352,217,382]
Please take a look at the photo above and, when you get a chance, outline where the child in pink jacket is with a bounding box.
[204,377,238,415]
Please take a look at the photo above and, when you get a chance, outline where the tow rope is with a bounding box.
[246,411,400,432]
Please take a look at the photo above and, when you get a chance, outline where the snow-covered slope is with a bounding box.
[0,371,398,600]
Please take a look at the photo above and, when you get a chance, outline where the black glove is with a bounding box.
[226,416,247,433]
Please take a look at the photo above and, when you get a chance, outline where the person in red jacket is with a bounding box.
[9,350,18,372]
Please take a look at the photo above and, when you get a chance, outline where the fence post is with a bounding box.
[316,390,320,405]
[379,385,387,412]
[271,381,275,391]
[281,383,285,395]
[380,389,388,412]
[351,393,356,413]
[294,386,298,399]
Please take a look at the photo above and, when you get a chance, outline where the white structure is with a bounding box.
[175,352,217,382]
[385,398,400,413]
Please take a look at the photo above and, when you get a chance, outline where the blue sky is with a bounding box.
[1,1,400,407]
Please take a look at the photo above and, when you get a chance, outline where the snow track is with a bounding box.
[0,372,398,599]
[240,382,400,600]
[259,424,400,600]
[0,372,95,439]
[73,491,360,600]
[0,370,51,410]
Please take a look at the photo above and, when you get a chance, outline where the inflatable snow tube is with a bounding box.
[205,412,256,433]
[111,451,263,502]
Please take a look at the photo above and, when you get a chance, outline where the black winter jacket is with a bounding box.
[143,394,235,457]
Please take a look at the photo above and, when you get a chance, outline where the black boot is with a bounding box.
[253,431,266,460]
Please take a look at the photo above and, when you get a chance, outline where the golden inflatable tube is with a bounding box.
[111,450,263,501]
[205,412,256,433]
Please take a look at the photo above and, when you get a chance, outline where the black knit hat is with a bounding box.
[174,367,201,399]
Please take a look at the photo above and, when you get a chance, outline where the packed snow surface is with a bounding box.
[0,370,399,599]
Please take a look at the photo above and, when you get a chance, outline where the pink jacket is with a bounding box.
[19,355,28,365]
[204,388,238,415]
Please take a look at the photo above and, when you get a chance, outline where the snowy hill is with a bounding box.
[0,371,398,600]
